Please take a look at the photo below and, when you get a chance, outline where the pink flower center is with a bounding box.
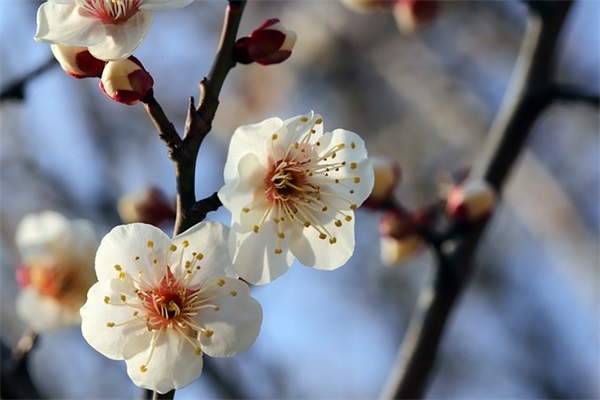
[265,158,311,205]
[138,268,200,331]
[77,0,141,24]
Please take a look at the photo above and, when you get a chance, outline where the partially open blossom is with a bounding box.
[234,18,296,65]
[80,222,262,393]
[218,112,374,285]
[51,44,106,78]
[393,0,439,34]
[117,186,175,226]
[15,211,99,332]
[364,156,401,208]
[100,56,153,105]
[340,0,393,12]
[446,179,496,222]
[379,209,424,266]
[35,0,195,61]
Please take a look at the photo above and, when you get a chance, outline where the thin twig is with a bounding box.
[0,56,57,102]
[380,1,574,399]
[550,83,600,108]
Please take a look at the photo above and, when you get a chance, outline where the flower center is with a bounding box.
[265,159,310,204]
[77,0,141,24]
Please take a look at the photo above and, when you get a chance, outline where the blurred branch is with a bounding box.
[381,1,574,399]
[0,56,56,102]
[550,83,600,107]
[1,331,42,399]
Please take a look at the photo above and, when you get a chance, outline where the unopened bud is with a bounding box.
[380,234,425,266]
[234,18,297,65]
[117,187,176,226]
[364,156,401,208]
[446,179,496,222]
[379,209,415,239]
[393,0,439,34]
[51,44,106,79]
[99,57,153,105]
[340,0,393,12]
[16,264,31,288]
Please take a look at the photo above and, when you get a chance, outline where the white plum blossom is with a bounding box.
[34,0,195,61]
[218,112,374,285]
[14,211,99,332]
[80,222,262,394]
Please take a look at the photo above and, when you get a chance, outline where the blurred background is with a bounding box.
[1,0,598,398]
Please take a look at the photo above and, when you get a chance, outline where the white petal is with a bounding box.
[140,0,195,11]
[197,276,262,357]
[94,223,172,283]
[171,222,236,283]
[229,221,293,285]
[223,117,283,182]
[88,12,152,61]
[80,279,147,360]
[35,2,105,46]
[123,329,203,394]
[16,289,80,332]
[288,216,355,270]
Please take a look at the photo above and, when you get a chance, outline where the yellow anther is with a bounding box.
[315,118,323,124]
[153,259,158,264]
[350,162,357,169]
[319,233,327,240]
[217,279,226,287]
[118,272,125,279]
[300,117,309,122]
[204,330,214,338]
[133,311,139,316]
[196,253,204,260]
[242,207,250,213]
[272,133,278,140]
[321,206,328,212]
[213,306,220,312]
[350,142,356,149]
[107,322,115,327]
[350,204,358,210]
[253,225,260,233]
[354,177,361,183]
[140,365,148,373]
[274,248,282,254]
[147,241,154,248]
[329,237,337,244]
[114,264,122,271]
[120,295,126,302]
[230,291,238,297]
[345,215,353,222]
[335,220,342,227]
[278,232,285,239]
[304,221,311,228]
[331,152,337,159]
[169,244,177,252]
[134,256,140,261]
[195,348,201,356]
[316,141,321,146]
[104,296,110,304]
[182,240,189,248]
[350,190,355,194]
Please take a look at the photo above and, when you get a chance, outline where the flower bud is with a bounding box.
[364,156,401,208]
[379,209,415,239]
[340,0,393,12]
[51,44,106,78]
[393,0,439,34]
[234,18,297,65]
[117,186,176,226]
[380,235,425,266]
[446,179,496,222]
[99,56,153,105]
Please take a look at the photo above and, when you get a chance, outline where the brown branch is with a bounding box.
[142,90,183,156]
[0,56,57,102]
[550,83,600,108]
[380,1,574,399]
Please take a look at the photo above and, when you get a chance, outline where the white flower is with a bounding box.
[218,112,374,285]
[80,222,262,394]
[34,0,195,61]
[15,211,99,332]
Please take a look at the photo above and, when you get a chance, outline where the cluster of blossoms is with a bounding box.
[14,211,99,332]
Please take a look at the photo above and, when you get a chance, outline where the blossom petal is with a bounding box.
[94,223,172,282]
[35,2,105,46]
[171,221,236,284]
[223,117,284,182]
[123,329,203,394]
[81,279,147,360]
[88,12,153,61]
[197,276,262,357]
[140,0,195,11]
[17,289,80,331]
[229,221,293,285]
[288,215,355,269]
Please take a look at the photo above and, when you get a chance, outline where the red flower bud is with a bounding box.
[117,186,176,227]
[446,179,496,223]
[380,235,425,266]
[99,56,153,105]
[393,0,439,34]
[51,44,106,78]
[234,18,297,65]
